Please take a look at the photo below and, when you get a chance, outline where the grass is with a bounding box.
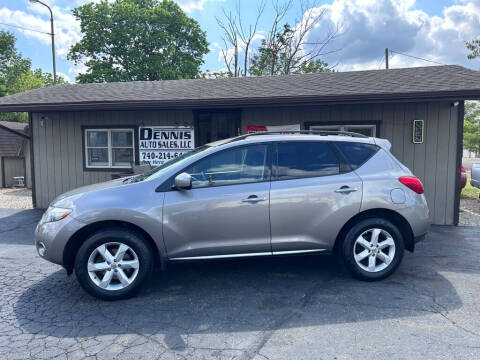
[461,172,480,199]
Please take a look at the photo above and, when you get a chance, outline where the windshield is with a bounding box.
[124,145,211,183]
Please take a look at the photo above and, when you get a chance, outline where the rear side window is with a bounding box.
[335,142,379,170]
[275,141,340,180]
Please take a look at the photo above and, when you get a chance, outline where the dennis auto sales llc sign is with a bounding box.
[139,126,194,166]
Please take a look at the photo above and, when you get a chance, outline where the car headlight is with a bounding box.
[40,206,72,224]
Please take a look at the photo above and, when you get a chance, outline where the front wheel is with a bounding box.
[74,228,154,300]
[340,218,404,281]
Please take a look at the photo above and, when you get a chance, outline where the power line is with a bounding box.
[389,49,445,65]
[0,22,51,35]
[376,54,385,70]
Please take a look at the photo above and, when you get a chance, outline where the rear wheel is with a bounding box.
[74,229,154,300]
[340,218,404,281]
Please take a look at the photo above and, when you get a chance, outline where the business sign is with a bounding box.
[139,126,194,166]
[244,124,300,134]
[412,119,424,144]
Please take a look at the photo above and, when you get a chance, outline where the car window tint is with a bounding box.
[335,142,379,170]
[276,142,340,180]
[185,144,268,188]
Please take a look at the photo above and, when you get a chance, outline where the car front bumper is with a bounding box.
[35,216,85,266]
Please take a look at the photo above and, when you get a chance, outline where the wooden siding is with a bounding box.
[31,110,193,208]
[242,102,459,225]
[32,102,459,225]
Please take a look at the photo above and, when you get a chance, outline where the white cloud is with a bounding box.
[0,5,81,61]
[56,71,71,83]
[175,0,224,13]
[305,0,480,70]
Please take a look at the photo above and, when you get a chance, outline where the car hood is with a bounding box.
[51,177,130,206]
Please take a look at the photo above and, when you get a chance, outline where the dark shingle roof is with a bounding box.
[0,65,479,112]
[0,122,28,157]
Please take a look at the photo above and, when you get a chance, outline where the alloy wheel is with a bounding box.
[353,228,396,273]
[87,242,140,291]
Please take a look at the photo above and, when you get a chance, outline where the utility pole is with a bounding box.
[29,0,57,84]
[385,48,389,70]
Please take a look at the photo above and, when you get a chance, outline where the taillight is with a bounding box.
[399,176,424,194]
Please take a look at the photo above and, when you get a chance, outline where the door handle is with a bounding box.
[242,195,267,203]
[335,186,358,194]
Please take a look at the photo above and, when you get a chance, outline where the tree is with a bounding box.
[215,0,265,77]
[464,101,480,156]
[0,31,31,97]
[250,1,340,76]
[216,0,340,77]
[0,31,66,122]
[68,0,209,83]
[466,39,480,60]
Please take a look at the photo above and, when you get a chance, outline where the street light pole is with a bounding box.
[29,0,56,84]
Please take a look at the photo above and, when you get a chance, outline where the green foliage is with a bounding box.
[464,101,480,155]
[68,0,209,83]
[0,30,65,122]
[249,24,332,76]
[0,31,31,97]
[466,39,480,60]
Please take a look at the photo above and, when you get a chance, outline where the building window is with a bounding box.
[85,129,134,168]
[310,124,377,137]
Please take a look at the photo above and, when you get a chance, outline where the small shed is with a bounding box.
[0,65,479,225]
[0,121,31,188]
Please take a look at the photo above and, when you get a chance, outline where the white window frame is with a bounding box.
[310,124,377,137]
[85,128,135,169]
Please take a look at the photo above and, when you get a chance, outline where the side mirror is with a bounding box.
[174,172,192,190]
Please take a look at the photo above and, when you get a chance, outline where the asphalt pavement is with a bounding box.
[1,208,480,359]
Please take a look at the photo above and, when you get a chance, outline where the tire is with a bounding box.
[74,228,154,300]
[340,218,404,281]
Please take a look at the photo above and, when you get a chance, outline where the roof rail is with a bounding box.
[232,130,369,142]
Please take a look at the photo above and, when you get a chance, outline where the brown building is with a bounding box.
[0,65,479,225]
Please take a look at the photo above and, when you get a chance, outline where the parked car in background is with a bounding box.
[461,166,467,189]
[35,132,430,300]
[471,163,480,192]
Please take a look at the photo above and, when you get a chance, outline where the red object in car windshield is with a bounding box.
[399,176,424,194]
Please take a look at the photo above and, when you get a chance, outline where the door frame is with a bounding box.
[193,109,242,146]
[305,120,382,137]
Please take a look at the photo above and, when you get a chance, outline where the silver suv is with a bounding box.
[35,132,430,300]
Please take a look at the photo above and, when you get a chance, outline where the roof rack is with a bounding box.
[232,130,369,142]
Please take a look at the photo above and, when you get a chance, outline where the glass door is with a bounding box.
[195,110,241,146]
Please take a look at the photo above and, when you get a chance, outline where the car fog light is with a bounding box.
[37,242,46,257]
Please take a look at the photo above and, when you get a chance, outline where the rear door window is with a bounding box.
[275,141,340,180]
[335,142,379,170]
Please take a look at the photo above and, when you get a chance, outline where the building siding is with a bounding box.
[242,101,459,225]
[32,101,459,225]
[31,110,193,208]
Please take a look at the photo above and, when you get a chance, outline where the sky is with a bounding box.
[1,0,479,83]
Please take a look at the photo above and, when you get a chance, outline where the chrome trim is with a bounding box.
[272,249,327,255]
[169,252,271,261]
[169,249,327,261]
